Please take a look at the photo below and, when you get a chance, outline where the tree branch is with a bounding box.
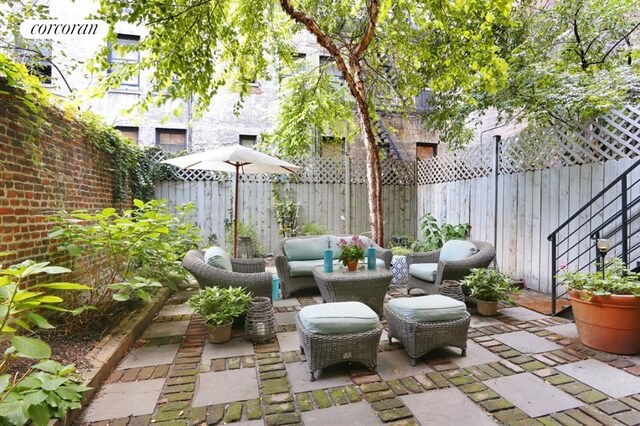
[352,0,380,60]
[585,22,640,69]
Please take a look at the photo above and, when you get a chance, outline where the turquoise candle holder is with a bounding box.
[367,247,377,270]
[323,248,334,272]
[272,276,280,301]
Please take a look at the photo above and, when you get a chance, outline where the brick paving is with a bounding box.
[77,287,640,425]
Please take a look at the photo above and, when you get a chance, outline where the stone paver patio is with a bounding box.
[78,285,640,425]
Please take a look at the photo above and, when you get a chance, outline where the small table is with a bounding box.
[312,266,392,316]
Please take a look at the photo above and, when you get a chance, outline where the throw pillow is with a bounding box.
[204,246,233,271]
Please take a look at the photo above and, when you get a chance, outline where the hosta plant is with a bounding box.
[188,287,252,326]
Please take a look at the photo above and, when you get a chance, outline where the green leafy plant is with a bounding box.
[337,236,367,265]
[272,187,299,238]
[188,287,252,326]
[462,268,515,302]
[411,213,471,252]
[390,234,415,250]
[391,246,413,256]
[108,277,163,302]
[225,221,262,256]
[0,258,91,425]
[48,199,200,329]
[298,222,328,236]
[559,258,640,299]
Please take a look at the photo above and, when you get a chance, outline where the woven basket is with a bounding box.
[245,297,277,343]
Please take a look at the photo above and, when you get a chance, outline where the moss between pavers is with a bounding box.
[464,366,491,381]
[377,407,413,422]
[361,382,390,393]
[575,389,608,404]
[312,389,333,408]
[487,344,512,353]
[188,406,207,425]
[578,406,623,425]
[158,401,190,413]
[169,368,199,377]
[246,398,263,419]
[329,387,349,405]
[282,351,298,363]
[371,398,405,411]
[558,381,591,395]
[475,364,503,378]
[399,378,423,394]
[459,382,488,394]
[166,375,197,386]
[227,357,240,369]
[206,404,225,424]
[152,410,187,422]
[537,415,564,426]
[364,389,396,403]
[413,375,438,390]
[163,383,195,394]
[223,401,244,423]
[449,375,478,386]
[260,369,287,380]
[442,368,467,379]
[264,402,296,414]
[385,418,419,426]
[545,374,575,385]
[243,355,255,368]
[550,412,582,426]
[260,363,286,372]
[128,415,152,426]
[491,408,529,423]
[387,379,409,395]
[564,408,607,426]
[468,389,500,403]
[263,392,293,404]
[296,392,314,411]
[258,357,283,366]
[620,396,640,411]
[520,360,547,371]
[261,378,291,395]
[425,372,449,388]
[175,356,200,364]
[498,349,522,359]
[508,355,536,365]
[265,412,301,425]
[480,398,515,412]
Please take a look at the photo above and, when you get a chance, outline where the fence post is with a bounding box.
[344,150,351,234]
[493,135,501,264]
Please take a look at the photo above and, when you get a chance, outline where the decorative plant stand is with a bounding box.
[391,255,408,285]
[245,297,277,343]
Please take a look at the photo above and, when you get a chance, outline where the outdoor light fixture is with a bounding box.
[596,238,610,280]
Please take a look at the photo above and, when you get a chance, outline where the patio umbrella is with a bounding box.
[161,145,300,257]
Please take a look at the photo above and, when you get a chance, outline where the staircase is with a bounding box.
[374,119,411,160]
[547,159,640,315]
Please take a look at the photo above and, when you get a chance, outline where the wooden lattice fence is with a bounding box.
[417,104,640,294]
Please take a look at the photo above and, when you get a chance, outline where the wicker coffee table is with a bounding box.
[312,266,392,316]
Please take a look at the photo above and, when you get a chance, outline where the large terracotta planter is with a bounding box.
[569,290,640,355]
[206,320,233,344]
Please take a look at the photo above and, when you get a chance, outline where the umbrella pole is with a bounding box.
[233,164,240,258]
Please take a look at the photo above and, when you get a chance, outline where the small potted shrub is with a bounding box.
[559,258,640,355]
[462,268,514,316]
[188,286,252,343]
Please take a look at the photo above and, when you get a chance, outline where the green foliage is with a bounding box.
[225,221,262,256]
[390,234,415,249]
[0,259,90,425]
[48,199,200,328]
[298,222,329,236]
[462,268,515,302]
[188,287,252,326]
[559,258,640,298]
[108,277,163,302]
[411,213,471,252]
[391,246,413,256]
[272,186,299,238]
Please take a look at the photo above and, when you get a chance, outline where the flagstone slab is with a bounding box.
[377,349,433,381]
[300,402,380,425]
[193,369,259,406]
[201,338,255,360]
[142,320,190,339]
[277,331,301,353]
[286,361,352,392]
[556,359,640,398]
[493,331,563,354]
[499,307,548,321]
[470,315,504,328]
[157,303,193,317]
[485,372,584,417]
[81,379,165,422]
[545,323,579,339]
[450,340,502,368]
[120,343,180,369]
[274,298,301,308]
[275,311,298,326]
[401,387,497,425]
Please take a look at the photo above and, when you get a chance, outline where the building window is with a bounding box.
[108,34,140,89]
[319,55,343,82]
[416,142,438,160]
[115,126,139,144]
[239,134,257,148]
[156,128,186,152]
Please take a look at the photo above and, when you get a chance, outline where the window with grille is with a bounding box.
[156,128,186,152]
[116,126,139,144]
[239,134,257,148]
[108,34,140,89]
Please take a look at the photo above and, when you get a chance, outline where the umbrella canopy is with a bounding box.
[161,145,300,257]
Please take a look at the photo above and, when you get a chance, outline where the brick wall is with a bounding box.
[0,88,121,268]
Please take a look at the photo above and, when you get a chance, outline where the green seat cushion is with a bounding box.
[299,302,379,334]
[284,236,329,261]
[408,263,438,282]
[440,240,478,261]
[387,295,467,322]
[203,246,232,271]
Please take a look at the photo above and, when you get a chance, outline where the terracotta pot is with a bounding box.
[346,259,359,271]
[206,320,233,344]
[476,300,498,316]
[569,290,640,355]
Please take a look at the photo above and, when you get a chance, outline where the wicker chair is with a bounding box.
[405,240,495,297]
[274,235,392,298]
[182,250,273,299]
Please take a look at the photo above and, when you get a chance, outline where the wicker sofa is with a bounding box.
[275,235,392,298]
[405,240,495,296]
[182,250,273,299]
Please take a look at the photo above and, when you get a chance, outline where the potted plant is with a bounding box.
[559,258,640,355]
[337,236,366,271]
[188,286,252,343]
[462,268,514,316]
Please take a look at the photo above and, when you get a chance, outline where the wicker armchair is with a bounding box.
[182,250,273,299]
[405,240,495,296]
[274,235,392,298]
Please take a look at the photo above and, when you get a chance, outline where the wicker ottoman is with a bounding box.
[385,295,470,366]
[296,302,383,381]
